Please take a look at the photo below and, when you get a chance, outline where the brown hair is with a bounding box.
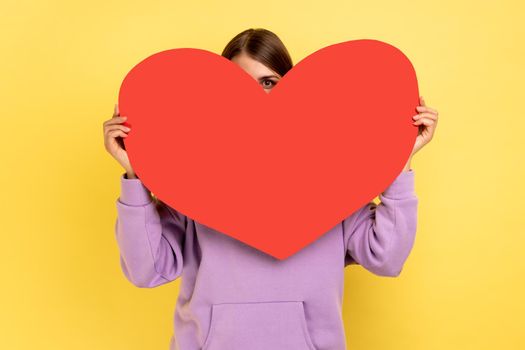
[221,28,293,77]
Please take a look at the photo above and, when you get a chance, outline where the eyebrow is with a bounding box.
[258,75,280,80]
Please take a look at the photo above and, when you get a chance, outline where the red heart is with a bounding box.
[118,39,419,260]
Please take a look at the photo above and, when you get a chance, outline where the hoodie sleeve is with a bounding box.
[114,173,186,288]
[342,169,418,277]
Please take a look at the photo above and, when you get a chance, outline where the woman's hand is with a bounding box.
[103,103,135,177]
[403,96,439,171]
[411,95,438,155]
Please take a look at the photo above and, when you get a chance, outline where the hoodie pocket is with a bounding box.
[202,300,317,350]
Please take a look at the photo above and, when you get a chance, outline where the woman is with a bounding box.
[103,28,438,350]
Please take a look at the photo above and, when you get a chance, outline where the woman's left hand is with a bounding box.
[411,95,438,156]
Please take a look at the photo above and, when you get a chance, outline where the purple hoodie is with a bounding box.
[114,169,418,350]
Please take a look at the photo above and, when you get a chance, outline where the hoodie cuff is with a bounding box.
[118,172,153,206]
[382,169,416,199]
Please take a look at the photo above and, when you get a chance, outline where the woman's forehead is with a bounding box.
[231,52,280,79]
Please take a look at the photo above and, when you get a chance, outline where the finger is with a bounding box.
[416,105,438,115]
[104,124,131,135]
[109,130,128,139]
[105,124,131,135]
[413,112,438,120]
[413,117,432,125]
[413,117,435,126]
[114,103,120,117]
[104,115,127,127]
[420,95,426,106]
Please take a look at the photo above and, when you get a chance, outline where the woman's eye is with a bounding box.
[262,80,276,89]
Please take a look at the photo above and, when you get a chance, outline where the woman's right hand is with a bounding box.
[103,103,135,177]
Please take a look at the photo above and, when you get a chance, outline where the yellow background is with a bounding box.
[1,0,523,349]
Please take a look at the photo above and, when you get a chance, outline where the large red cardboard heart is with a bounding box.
[118,39,419,260]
